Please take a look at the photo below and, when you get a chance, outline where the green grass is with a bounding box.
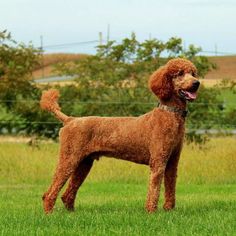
[0,138,236,235]
[0,183,235,235]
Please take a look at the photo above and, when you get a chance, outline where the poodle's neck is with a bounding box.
[160,96,187,111]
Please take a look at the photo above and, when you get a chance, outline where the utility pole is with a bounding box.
[99,32,103,46]
[215,44,218,56]
[107,24,110,43]
[149,33,152,40]
[40,35,45,78]
[183,40,186,52]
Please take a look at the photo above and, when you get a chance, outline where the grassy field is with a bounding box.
[0,137,236,235]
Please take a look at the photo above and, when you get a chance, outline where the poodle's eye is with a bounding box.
[178,70,184,76]
[192,72,196,77]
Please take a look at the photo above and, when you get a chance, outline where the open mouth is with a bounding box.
[179,89,197,101]
[178,80,200,101]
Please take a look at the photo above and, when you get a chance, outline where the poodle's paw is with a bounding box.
[43,200,54,214]
[145,203,157,213]
[61,195,75,211]
[42,194,55,214]
[163,202,175,211]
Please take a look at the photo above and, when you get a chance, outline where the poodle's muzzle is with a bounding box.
[179,80,200,101]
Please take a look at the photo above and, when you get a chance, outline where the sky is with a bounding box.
[1,0,236,55]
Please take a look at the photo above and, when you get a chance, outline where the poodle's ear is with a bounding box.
[149,66,173,100]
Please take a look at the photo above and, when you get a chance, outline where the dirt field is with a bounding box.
[205,56,236,80]
[33,53,87,79]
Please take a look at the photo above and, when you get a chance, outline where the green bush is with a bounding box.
[0,105,26,134]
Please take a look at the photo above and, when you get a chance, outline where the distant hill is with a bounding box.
[206,56,236,80]
[33,53,87,79]
[33,54,236,84]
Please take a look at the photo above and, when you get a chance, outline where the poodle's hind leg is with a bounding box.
[42,152,78,214]
[61,157,94,211]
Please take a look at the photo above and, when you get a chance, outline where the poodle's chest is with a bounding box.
[154,119,185,143]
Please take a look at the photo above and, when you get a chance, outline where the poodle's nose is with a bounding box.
[192,80,200,90]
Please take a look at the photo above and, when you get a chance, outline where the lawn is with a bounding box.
[0,137,235,235]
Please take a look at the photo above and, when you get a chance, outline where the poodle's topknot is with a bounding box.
[166,58,197,77]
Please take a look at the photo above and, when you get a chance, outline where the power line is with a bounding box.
[35,37,236,56]
[0,121,59,124]
[42,40,99,49]
[0,99,235,105]
[200,50,236,56]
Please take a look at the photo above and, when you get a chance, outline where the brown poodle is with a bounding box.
[40,58,200,214]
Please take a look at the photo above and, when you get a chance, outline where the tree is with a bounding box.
[0,30,40,108]
[54,34,220,143]
[0,30,42,135]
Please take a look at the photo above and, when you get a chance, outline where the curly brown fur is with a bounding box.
[40,89,69,123]
[149,58,197,100]
[40,58,200,214]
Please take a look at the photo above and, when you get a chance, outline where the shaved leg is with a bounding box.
[42,153,77,214]
[146,159,166,213]
[61,157,94,211]
[163,151,180,211]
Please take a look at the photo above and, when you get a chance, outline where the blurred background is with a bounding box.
[0,0,235,140]
[0,1,235,235]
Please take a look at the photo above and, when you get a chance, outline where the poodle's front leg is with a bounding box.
[163,150,181,211]
[145,158,167,213]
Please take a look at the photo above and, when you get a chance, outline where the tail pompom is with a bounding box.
[40,89,61,112]
[40,89,69,123]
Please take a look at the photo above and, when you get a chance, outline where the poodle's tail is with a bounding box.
[40,89,69,123]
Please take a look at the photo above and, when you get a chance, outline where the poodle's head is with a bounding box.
[149,58,200,102]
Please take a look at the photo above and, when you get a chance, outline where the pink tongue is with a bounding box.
[185,91,197,100]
